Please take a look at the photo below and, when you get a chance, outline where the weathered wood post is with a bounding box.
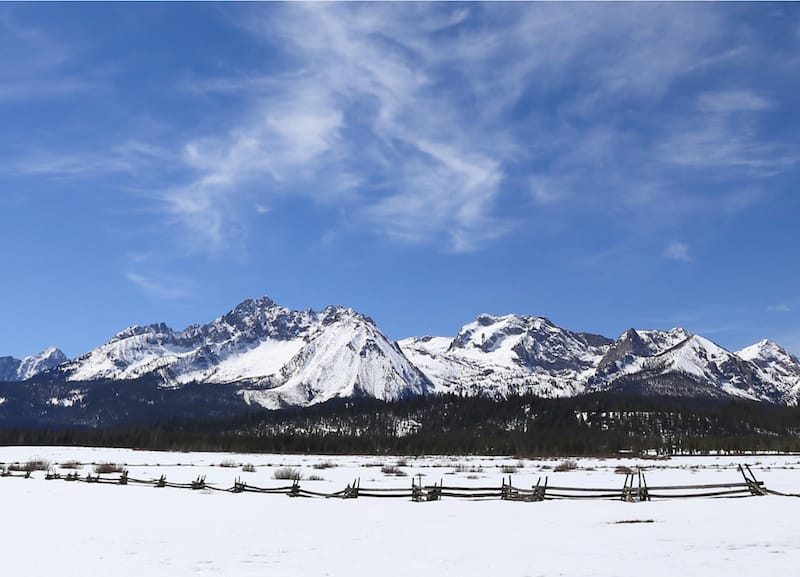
[636,469,643,502]
[640,470,649,501]
[412,476,423,502]
[621,472,630,501]
[289,479,301,497]
[343,478,360,499]
[739,464,767,496]
[427,480,441,501]
[532,476,547,501]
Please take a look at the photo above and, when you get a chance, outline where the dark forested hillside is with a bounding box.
[2,393,800,456]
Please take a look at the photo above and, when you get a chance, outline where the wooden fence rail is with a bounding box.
[1,463,792,503]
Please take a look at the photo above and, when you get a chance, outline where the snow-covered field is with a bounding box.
[2,447,800,576]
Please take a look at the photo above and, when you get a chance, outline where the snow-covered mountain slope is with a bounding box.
[588,331,776,401]
[400,314,612,398]
[18,347,69,381]
[595,328,690,376]
[55,296,431,408]
[240,307,431,409]
[737,340,800,404]
[403,319,800,405]
[0,347,67,381]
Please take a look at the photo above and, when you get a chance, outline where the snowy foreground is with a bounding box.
[2,448,800,576]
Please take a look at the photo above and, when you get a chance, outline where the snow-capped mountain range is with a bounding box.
[401,319,800,405]
[2,296,800,419]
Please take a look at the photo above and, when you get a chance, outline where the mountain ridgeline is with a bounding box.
[1,295,799,428]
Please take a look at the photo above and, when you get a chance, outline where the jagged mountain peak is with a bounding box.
[0,347,68,381]
[596,327,694,374]
[113,323,173,341]
[231,295,276,312]
[320,304,370,325]
[736,338,800,403]
[54,295,430,409]
[628,327,692,352]
[220,295,279,324]
[738,339,796,362]
[17,347,68,380]
[402,312,611,399]
[471,312,551,327]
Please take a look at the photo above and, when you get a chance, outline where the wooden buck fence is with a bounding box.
[1,462,792,502]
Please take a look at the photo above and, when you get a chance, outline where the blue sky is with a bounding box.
[1,2,799,359]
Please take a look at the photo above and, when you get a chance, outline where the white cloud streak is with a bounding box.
[696,90,771,113]
[663,242,691,263]
[8,140,173,178]
[125,272,192,300]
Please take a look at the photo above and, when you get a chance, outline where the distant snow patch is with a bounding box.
[47,390,85,407]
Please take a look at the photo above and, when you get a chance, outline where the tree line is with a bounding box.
[2,392,800,455]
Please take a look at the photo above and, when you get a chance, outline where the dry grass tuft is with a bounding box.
[381,465,408,477]
[554,460,578,472]
[273,467,302,481]
[94,462,125,474]
[9,459,51,472]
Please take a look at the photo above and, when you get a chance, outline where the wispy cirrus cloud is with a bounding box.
[7,140,173,178]
[165,3,748,253]
[159,85,345,250]
[0,10,108,102]
[8,4,798,263]
[696,90,772,113]
[657,90,797,176]
[125,271,193,300]
[168,3,516,252]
